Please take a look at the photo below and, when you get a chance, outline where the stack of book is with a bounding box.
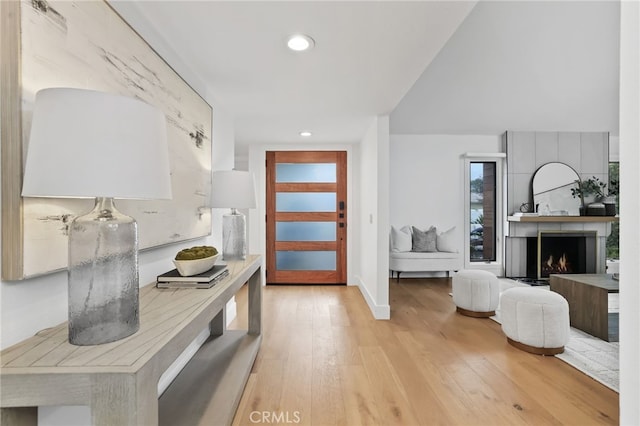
[156,264,229,289]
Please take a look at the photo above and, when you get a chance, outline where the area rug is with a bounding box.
[494,279,619,393]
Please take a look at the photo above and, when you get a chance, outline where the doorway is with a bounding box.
[266,151,347,284]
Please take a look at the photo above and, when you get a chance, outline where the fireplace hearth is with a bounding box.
[505,216,615,280]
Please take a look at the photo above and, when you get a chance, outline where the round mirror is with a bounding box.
[532,162,581,216]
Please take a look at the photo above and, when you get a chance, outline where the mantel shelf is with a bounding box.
[508,215,619,223]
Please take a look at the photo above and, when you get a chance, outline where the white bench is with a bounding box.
[389,225,462,281]
[390,250,462,280]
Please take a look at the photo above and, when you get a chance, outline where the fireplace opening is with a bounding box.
[524,231,597,279]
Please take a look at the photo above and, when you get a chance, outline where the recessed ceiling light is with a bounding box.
[299,131,312,137]
[287,34,314,52]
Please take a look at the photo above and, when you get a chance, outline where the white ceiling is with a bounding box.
[391,0,621,136]
[111,1,620,159]
[110,1,477,155]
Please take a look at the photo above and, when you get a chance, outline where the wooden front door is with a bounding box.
[266,151,347,284]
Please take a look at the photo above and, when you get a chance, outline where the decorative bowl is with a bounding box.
[173,253,220,276]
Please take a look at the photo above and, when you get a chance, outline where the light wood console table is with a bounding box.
[1,255,262,426]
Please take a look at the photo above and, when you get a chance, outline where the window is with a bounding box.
[469,162,497,262]
[463,153,504,274]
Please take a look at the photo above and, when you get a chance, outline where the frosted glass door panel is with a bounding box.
[276,193,336,212]
[276,222,336,241]
[266,151,347,284]
[276,251,336,270]
[276,163,336,183]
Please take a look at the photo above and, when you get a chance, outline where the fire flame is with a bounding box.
[542,253,571,274]
[558,253,568,271]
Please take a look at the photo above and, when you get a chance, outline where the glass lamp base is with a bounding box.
[68,197,139,345]
[222,209,247,260]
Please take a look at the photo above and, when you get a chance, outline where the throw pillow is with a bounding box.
[390,225,412,252]
[437,226,457,252]
[412,226,437,252]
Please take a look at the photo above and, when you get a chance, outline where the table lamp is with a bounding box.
[211,170,257,260]
[21,88,172,345]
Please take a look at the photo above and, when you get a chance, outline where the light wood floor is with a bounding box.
[230,278,619,425]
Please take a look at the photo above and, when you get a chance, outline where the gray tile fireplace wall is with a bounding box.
[504,131,612,278]
[504,131,609,215]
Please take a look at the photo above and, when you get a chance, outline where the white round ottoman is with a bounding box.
[452,270,499,317]
[500,287,570,355]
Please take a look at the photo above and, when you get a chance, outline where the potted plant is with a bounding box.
[571,176,618,215]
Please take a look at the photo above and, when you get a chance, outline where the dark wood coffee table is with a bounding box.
[549,274,619,342]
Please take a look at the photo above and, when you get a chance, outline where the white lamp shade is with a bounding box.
[211,170,257,209]
[22,88,172,200]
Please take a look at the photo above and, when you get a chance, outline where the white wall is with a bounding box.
[389,134,502,276]
[356,117,390,319]
[0,2,236,424]
[619,1,640,422]
[390,134,501,228]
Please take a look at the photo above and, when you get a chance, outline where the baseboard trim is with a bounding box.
[354,275,390,320]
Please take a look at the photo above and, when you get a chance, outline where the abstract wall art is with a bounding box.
[1,0,213,279]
